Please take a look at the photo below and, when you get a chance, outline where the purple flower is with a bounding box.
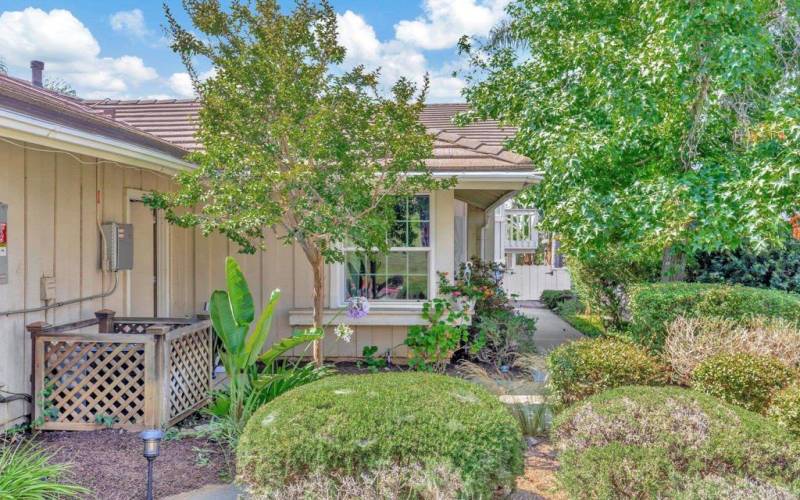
[347,296,370,319]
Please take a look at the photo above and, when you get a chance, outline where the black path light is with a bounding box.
[140,429,163,500]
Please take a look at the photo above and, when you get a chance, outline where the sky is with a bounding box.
[0,0,510,102]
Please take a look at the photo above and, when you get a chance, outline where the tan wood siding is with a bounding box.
[0,141,182,428]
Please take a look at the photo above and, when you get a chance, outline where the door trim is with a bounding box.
[125,189,170,317]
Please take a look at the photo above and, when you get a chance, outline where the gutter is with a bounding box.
[432,171,543,182]
[0,108,194,175]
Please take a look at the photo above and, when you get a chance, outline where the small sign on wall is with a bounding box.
[0,202,7,284]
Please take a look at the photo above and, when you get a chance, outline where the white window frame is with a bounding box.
[330,193,436,309]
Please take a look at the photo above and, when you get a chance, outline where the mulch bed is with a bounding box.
[36,429,233,499]
[511,438,566,500]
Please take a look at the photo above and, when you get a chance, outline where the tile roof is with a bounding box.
[83,100,533,172]
[0,74,190,160]
[0,70,531,172]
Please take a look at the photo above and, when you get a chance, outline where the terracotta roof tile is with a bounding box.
[83,99,532,172]
[1,72,531,172]
[0,74,190,159]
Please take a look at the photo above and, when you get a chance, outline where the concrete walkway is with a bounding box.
[516,301,584,353]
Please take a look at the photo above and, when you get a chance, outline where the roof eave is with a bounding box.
[432,170,542,182]
[0,107,194,175]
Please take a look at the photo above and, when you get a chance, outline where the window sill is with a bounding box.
[289,306,425,327]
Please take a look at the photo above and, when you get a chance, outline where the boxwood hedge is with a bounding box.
[236,372,524,498]
[627,282,800,351]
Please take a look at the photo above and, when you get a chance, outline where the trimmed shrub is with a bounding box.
[554,386,800,498]
[236,373,524,498]
[627,282,800,351]
[540,289,574,310]
[665,316,800,384]
[767,382,800,437]
[691,352,795,412]
[679,474,799,499]
[547,338,668,406]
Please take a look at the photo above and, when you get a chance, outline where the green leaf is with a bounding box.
[226,257,254,326]
[258,329,324,367]
[244,288,282,366]
[209,289,247,363]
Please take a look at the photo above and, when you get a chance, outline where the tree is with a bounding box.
[459,0,800,282]
[148,0,451,364]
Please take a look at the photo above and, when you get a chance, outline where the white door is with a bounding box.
[129,200,157,316]
[504,252,571,300]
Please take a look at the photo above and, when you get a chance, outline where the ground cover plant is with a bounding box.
[554,386,800,498]
[627,282,800,351]
[549,296,605,339]
[236,372,524,498]
[547,338,667,406]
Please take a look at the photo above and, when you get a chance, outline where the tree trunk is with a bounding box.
[661,246,687,282]
[311,253,325,366]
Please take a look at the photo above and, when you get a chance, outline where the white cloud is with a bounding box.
[428,75,465,101]
[395,0,510,50]
[168,72,194,98]
[0,8,158,98]
[337,11,381,61]
[335,10,466,102]
[167,69,218,98]
[0,8,100,66]
[109,9,148,38]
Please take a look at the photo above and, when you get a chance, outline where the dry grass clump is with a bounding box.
[263,463,463,500]
[456,359,551,436]
[665,316,800,384]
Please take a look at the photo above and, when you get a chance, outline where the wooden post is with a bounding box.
[26,321,50,425]
[95,309,116,333]
[144,325,170,428]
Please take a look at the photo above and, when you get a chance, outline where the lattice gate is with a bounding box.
[30,314,213,431]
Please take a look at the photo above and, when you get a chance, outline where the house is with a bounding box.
[0,62,561,429]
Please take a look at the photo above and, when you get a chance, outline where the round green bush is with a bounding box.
[691,352,795,412]
[767,382,800,437]
[236,373,524,498]
[554,386,800,498]
[627,282,800,351]
[547,338,668,406]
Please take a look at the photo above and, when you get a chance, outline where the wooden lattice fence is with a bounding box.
[28,311,213,431]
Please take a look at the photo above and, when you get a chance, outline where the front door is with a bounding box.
[129,200,157,316]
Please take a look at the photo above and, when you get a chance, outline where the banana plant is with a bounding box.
[209,257,324,430]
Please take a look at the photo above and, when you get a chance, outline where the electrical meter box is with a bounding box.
[0,202,7,285]
[101,222,134,271]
